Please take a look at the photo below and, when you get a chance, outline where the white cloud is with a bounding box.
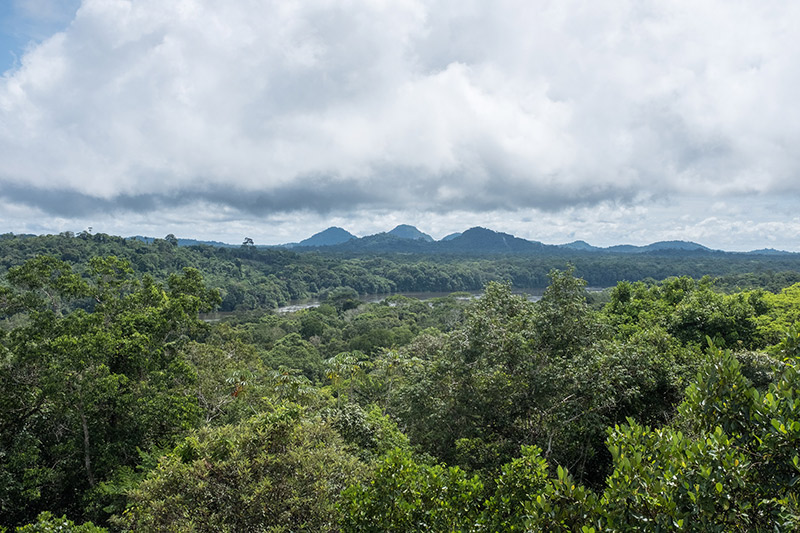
[0,0,799,248]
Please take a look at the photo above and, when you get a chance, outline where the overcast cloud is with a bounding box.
[1,0,800,250]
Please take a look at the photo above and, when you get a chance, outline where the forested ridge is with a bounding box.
[2,232,800,531]
[3,232,800,311]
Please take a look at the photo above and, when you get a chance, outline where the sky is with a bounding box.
[1,0,800,251]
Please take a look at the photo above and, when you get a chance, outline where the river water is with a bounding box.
[278,288,559,313]
[201,287,608,320]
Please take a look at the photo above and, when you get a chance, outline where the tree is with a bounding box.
[13,511,107,532]
[0,257,220,526]
[533,266,600,358]
[325,351,370,405]
[527,341,800,531]
[342,449,484,532]
[386,275,616,480]
[264,333,324,382]
[117,404,366,532]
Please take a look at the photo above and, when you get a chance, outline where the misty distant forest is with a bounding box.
[2,231,800,531]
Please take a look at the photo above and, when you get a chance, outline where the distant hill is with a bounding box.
[294,227,356,247]
[327,232,434,253]
[559,240,599,252]
[606,240,713,254]
[647,240,712,252]
[387,224,434,242]
[129,235,237,248]
[8,228,794,257]
[275,225,788,256]
[746,248,795,256]
[440,227,548,254]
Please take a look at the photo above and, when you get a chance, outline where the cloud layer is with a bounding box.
[1,0,799,248]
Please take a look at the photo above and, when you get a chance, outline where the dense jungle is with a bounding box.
[1,232,800,531]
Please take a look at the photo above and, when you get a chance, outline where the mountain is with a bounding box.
[387,224,434,242]
[559,240,599,252]
[178,238,238,248]
[606,240,712,254]
[129,235,237,248]
[746,248,795,255]
[646,241,712,252]
[440,227,548,254]
[282,226,743,256]
[332,232,434,252]
[295,227,356,247]
[292,226,553,254]
[48,229,795,256]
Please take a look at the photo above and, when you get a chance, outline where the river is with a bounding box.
[200,287,608,320]
[275,289,512,313]
[275,287,612,314]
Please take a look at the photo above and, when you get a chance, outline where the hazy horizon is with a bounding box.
[8,224,791,253]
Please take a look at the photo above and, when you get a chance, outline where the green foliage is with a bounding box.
[594,341,800,531]
[3,236,799,530]
[342,449,484,532]
[524,464,600,532]
[598,325,691,425]
[534,267,600,357]
[3,231,800,313]
[479,445,549,531]
[386,272,667,484]
[713,270,800,294]
[602,421,754,531]
[180,336,268,426]
[118,404,366,532]
[604,277,766,350]
[13,511,107,532]
[324,403,410,460]
[773,324,800,361]
[521,340,800,531]
[325,287,361,312]
[385,282,540,469]
[4,256,89,314]
[325,351,371,405]
[266,366,316,403]
[756,283,800,345]
[0,257,219,526]
[264,332,324,381]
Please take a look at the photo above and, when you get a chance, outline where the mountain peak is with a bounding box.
[646,240,711,252]
[606,240,712,254]
[440,232,462,241]
[560,240,598,251]
[297,227,356,247]
[443,227,545,253]
[387,224,434,242]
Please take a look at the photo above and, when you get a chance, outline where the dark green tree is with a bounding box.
[117,404,365,532]
[0,256,220,526]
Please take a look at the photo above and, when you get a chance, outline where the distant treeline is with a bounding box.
[2,232,800,311]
